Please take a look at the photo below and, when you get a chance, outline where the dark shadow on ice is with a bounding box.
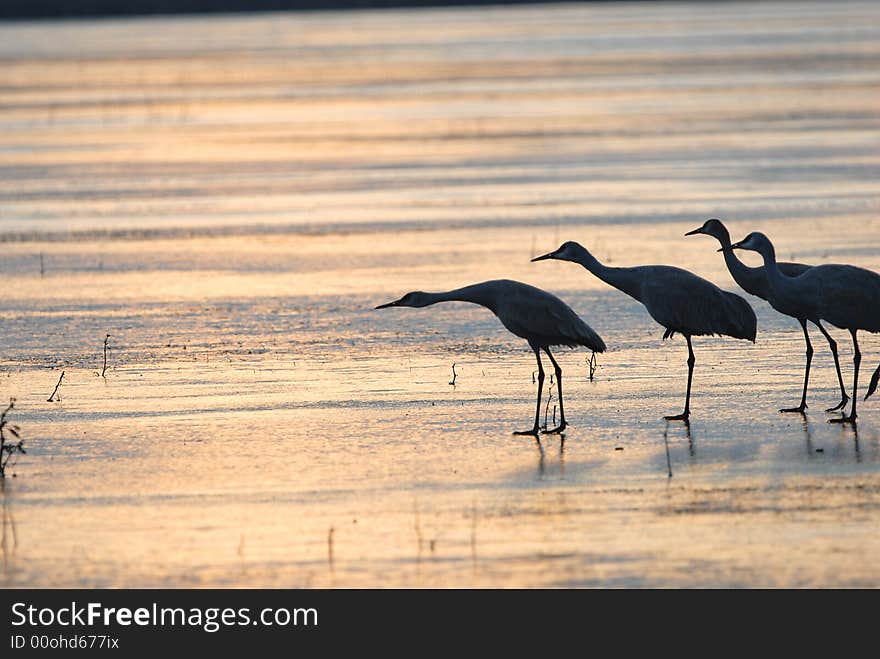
[662,419,696,479]
[535,434,565,480]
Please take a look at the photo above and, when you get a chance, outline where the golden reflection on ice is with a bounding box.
[1,1,880,587]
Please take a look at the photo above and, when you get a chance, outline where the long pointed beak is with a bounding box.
[531,252,555,262]
[684,228,703,236]
[374,300,399,309]
[729,240,745,251]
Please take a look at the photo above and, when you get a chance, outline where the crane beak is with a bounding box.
[531,252,555,262]
[684,227,703,236]
[375,299,401,309]
[729,240,744,251]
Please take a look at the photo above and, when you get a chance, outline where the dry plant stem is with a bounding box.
[48,371,64,402]
[543,390,553,430]
[0,399,23,479]
[102,334,110,378]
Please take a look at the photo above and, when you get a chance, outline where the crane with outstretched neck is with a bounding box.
[376,279,606,435]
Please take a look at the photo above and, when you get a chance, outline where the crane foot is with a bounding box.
[780,405,807,414]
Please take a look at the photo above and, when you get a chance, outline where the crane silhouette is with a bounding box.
[532,241,756,421]
[732,232,880,424]
[686,218,848,413]
[375,279,606,435]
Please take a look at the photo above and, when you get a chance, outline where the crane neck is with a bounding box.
[421,284,498,312]
[755,240,778,268]
[567,244,644,302]
[753,241,791,298]
[720,239,759,289]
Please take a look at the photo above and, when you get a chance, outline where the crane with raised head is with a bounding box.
[532,241,756,421]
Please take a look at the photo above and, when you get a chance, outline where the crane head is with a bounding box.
[685,218,730,251]
[531,241,582,263]
[730,232,771,255]
[375,292,429,309]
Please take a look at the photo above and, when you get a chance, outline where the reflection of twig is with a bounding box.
[47,371,64,402]
[588,352,598,381]
[536,436,546,475]
[470,503,477,564]
[448,363,457,386]
[327,526,335,573]
[414,503,423,553]
[663,422,673,479]
[101,334,110,378]
[2,487,14,574]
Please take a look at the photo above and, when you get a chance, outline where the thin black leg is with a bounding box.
[781,318,812,413]
[542,348,566,434]
[514,345,544,435]
[664,334,694,421]
[815,320,849,412]
[830,329,860,424]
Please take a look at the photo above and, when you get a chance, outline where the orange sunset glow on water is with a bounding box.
[1,1,880,587]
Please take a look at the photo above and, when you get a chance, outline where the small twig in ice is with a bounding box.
[47,371,64,402]
[101,334,110,378]
[39,253,45,278]
[448,363,457,386]
[588,351,598,381]
[543,390,554,430]
[0,399,23,480]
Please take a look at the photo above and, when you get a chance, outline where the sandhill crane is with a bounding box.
[732,232,880,424]
[532,241,755,421]
[686,218,848,413]
[375,279,606,435]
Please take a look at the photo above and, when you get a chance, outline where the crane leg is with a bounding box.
[664,335,694,421]
[781,319,812,413]
[815,321,849,412]
[514,346,544,435]
[830,329,860,424]
[542,348,567,434]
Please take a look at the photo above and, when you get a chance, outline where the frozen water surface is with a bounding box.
[1,1,879,587]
